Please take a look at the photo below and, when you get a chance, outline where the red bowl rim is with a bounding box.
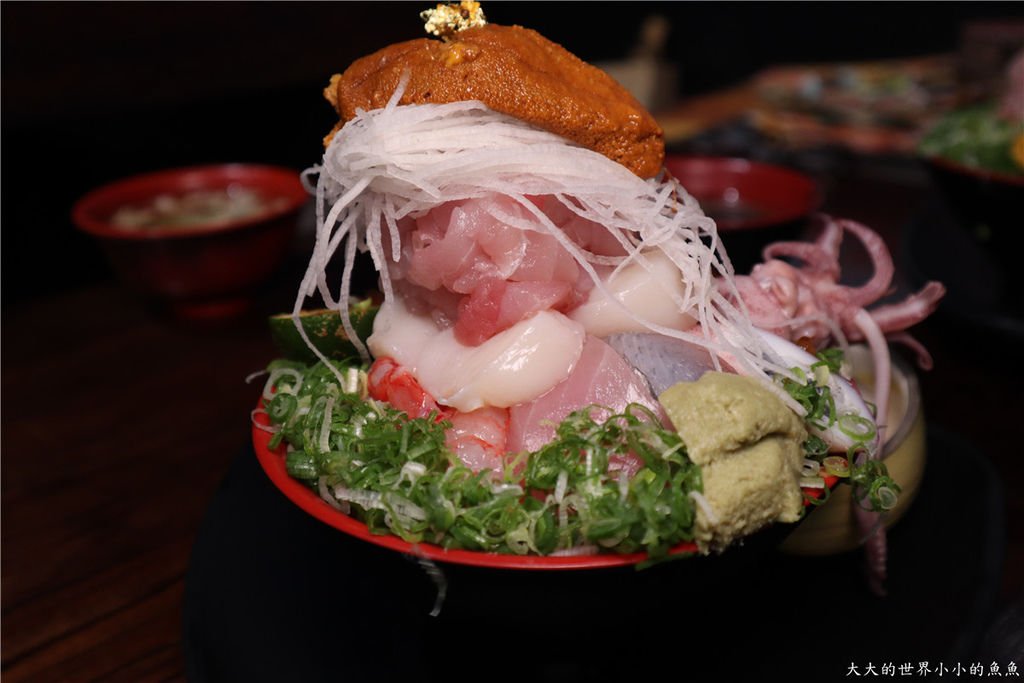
[72,163,310,240]
[663,155,822,231]
[924,154,1024,188]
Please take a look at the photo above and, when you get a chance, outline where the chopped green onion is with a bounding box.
[849,459,902,512]
[838,414,876,441]
[780,372,836,431]
[801,459,821,478]
[264,360,702,562]
[822,455,850,478]
[814,347,844,373]
[286,450,317,481]
[875,486,899,511]
[803,435,829,458]
[268,392,298,422]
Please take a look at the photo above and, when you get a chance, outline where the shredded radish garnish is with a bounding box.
[491,483,524,496]
[398,461,427,486]
[298,78,804,395]
[245,369,268,384]
[551,545,599,557]
[553,470,569,504]
[690,491,719,526]
[618,470,629,503]
[318,477,350,513]
[250,409,278,434]
[262,368,303,400]
[318,395,335,453]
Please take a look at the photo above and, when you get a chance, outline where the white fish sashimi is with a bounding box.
[569,250,698,337]
[368,297,585,412]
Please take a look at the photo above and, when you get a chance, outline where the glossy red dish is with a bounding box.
[72,163,309,238]
[664,155,820,231]
[253,400,838,570]
[72,164,309,319]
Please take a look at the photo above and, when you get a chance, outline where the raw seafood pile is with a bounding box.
[267,8,945,589]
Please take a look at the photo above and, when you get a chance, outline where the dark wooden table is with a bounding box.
[2,161,1021,681]
[1,287,281,682]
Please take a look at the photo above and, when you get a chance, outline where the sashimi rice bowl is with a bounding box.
[251,3,946,592]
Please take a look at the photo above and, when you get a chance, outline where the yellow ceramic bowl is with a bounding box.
[779,346,926,555]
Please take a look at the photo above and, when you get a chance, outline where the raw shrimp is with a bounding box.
[368,357,509,474]
[367,357,449,422]
[445,406,510,475]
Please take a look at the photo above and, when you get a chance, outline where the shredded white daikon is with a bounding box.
[398,461,427,486]
[689,490,719,526]
[550,545,599,557]
[250,409,278,434]
[298,73,802,397]
[318,395,335,453]
[262,368,303,400]
[318,476,350,513]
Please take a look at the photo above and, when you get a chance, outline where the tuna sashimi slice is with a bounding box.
[456,279,573,346]
[507,335,665,457]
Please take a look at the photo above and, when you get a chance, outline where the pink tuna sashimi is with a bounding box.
[455,279,574,346]
[531,195,629,258]
[385,194,624,346]
[400,196,579,295]
[507,335,665,475]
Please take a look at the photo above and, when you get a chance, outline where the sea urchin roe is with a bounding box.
[659,372,807,552]
[323,23,665,178]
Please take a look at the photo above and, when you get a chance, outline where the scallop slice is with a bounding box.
[568,250,698,337]
[368,297,585,412]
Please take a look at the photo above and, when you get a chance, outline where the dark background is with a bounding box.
[3,1,1022,306]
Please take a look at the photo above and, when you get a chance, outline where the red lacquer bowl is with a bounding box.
[664,155,820,232]
[253,400,838,569]
[72,164,309,320]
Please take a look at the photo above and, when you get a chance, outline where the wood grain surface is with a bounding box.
[2,287,277,683]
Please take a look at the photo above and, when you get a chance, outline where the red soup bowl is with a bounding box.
[72,164,309,320]
[664,155,821,273]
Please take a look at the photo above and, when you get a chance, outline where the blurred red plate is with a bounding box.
[253,399,836,569]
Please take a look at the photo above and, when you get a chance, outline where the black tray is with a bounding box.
[183,426,1004,683]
